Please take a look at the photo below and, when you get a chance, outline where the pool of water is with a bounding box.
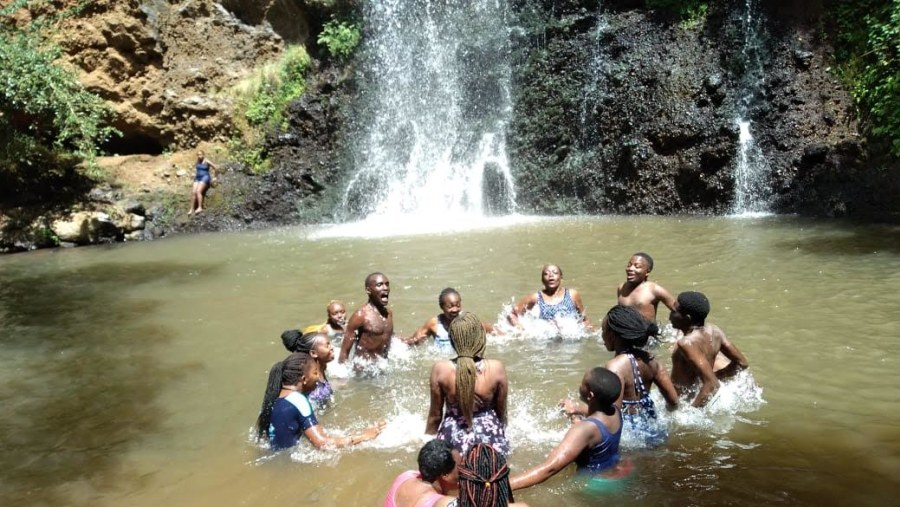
[2,215,899,506]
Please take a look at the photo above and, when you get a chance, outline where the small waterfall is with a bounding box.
[341,0,516,221]
[731,0,772,214]
[578,4,610,148]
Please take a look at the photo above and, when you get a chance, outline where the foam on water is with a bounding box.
[670,370,766,434]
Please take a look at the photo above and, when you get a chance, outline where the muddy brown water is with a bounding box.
[2,215,899,506]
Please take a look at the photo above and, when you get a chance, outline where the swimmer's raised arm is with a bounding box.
[338,309,365,363]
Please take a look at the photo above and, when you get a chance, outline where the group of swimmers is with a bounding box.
[254,252,750,506]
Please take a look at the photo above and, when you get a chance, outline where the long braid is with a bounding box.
[255,352,313,441]
[449,312,486,428]
[606,304,658,347]
[457,444,514,507]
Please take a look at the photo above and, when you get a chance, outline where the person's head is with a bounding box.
[625,252,653,283]
[365,272,390,307]
[579,367,622,415]
[438,288,462,320]
[256,352,319,440]
[326,300,346,328]
[418,439,459,485]
[540,264,563,290]
[457,444,514,507]
[196,150,205,161]
[449,312,487,427]
[670,291,710,328]
[602,304,658,350]
[282,330,334,366]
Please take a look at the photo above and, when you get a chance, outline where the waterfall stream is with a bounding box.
[731,0,772,214]
[341,0,517,221]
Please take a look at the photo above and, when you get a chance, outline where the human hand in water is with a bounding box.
[558,398,586,419]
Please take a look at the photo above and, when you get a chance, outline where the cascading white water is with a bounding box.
[341,0,517,221]
[732,0,772,214]
[578,3,609,148]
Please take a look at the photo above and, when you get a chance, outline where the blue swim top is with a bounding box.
[433,315,454,353]
[195,161,210,175]
[575,410,622,472]
[537,288,580,321]
[268,391,318,451]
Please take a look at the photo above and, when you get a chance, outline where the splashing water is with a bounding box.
[341,0,517,223]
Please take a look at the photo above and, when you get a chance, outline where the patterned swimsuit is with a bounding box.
[537,289,580,321]
[435,361,510,456]
[621,353,667,446]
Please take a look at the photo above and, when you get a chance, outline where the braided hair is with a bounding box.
[255,352,314,440]
[457,444,514,507]
[605,304,658,348]
[281,329,322,354]
[449,312,487,428]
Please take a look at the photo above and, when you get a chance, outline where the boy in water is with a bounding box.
[617,252,677,323]
[339,273,394,364]
[669,291,749,407]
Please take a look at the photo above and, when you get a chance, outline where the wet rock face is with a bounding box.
[507,1,868,216]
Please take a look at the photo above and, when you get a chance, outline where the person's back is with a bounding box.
[668,291,748,407]
[385,440,458,507]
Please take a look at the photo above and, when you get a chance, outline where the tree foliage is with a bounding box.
[832,0,900,157]
[0,0,118,173]
[317,19,361,60]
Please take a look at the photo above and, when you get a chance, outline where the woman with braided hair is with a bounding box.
[426,312,510,456]
[457,444,529,507]
[279,329,335,408]
[563,304,678,446]
[255,352,383,451]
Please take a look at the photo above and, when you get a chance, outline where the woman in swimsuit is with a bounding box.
[507,264,592,329]
[255,352,383,450]
[564,305,679,446]
[407,288,498,354]
[189,150,218,215]
[510,367,625,490]
[426,312,510,456]
[279,329,335,408]
[384,439,459,507]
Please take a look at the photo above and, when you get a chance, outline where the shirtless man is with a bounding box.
[668,291,749,407]
[617,252,676,323]
[406,288,498,352]
[339,273,394,364]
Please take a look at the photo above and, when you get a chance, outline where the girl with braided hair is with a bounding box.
[563,305,678,446]
[511,368,628,492]
[256,352,383,451]
[457,444,529,507]
[279,329,335,408]
[426,312,510,456]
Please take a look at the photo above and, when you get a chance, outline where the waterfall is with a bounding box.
[341,0,517,221]
[579,4,609,149]
[731,0,772,214]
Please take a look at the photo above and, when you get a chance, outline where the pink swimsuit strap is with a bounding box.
[415,492,445,507]
[384,470,421,507]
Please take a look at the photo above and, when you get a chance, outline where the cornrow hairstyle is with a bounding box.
[605,304,659,348]
[255,352,314,441]
[438,287,460,306]
[418,439,456,483]
[586,367,622,415]
[633,252,654,271]
[677,291,710,325]
[457,444,514,507]
[449,312,487,428]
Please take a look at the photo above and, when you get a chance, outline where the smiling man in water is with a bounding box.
[339,272,394,364]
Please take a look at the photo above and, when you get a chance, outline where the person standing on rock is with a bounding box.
[189,150,218,215]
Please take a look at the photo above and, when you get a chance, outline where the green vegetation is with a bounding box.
[317,20,361,60]
[0,0,118,175]
[645,0,709,27]
[229,45,312,173]
[832,0,900,157]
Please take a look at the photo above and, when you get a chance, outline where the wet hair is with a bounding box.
[457,444,514,507]
[605,304,658,347]
[418,439,456,483]
[633,252,654,271]
[449,312,487,427]
[677,291,710,325]
[255,352,315,440]
[364,272,385,288]
[438,287,460,307]
[281,330,321,353]
[585,367,622,415]
[541,263,563,278]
